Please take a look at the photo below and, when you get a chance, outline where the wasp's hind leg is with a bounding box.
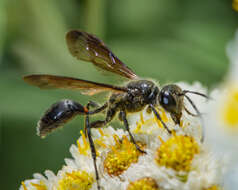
[84,101,108,135]
[87,101,100,109]
[89,107,116,129]
[84,102,111,142]
[85,114,101,190]
[88,102,108,115]
[84,102,106,190]
[119,110,146,154]
[84,106,117,190]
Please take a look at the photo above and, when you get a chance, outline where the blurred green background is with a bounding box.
[1,0,237,189]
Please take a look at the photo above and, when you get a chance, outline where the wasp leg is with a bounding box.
[184,107,199,117]
[87,101,100,108]
[149,104,172,134]
[88,102,108,115]
[84,102,108,135]
[83,105,116,190]
[119,110,146,154]
[85,113,101,190]
[83,101,110,190]
[89,108,116,129]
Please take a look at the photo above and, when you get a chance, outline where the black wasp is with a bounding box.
[23,30,208,190]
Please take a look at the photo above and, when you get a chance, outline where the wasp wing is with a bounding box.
[66,30,138,79]
[23,74,127,95]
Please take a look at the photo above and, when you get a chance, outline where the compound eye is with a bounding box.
[159,91,176,110]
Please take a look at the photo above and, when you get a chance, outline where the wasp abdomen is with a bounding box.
[37,99,85,138]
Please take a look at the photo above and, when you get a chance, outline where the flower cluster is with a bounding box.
[19,28,238,190]
[19,80,224,190]
[203,30,238,190]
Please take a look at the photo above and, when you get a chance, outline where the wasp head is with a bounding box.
[159,84,184,125]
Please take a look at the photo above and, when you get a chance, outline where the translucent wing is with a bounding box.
[23,74,127,95]
[66,30,138,79]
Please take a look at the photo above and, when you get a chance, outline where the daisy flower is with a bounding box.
[203,29,238,190]
[19,81,224,190]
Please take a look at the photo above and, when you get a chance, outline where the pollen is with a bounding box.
[98,128,106,137]
[104,135,145,176]
[21,182,28,190]
[57,170,94,190]
[94,139,107,148]
[134,121,143,134]
[140,112,145,124]
[233,0,238,11]
[31,182,47,190]
[134,109,169,134]
[155,134,199,172]
[94,129,108,148]
[127,177,159,190]
[203,185,222,190]
[77,130,90,155]
[222,87,238,128]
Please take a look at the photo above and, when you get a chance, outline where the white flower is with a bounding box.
[20,179,43,190]
[198,28,238,190]
[204,29,238,156]
[20,170,57,190]
[120,106,222,190]
[19,81,224,190]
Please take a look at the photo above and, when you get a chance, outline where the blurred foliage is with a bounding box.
[0,0,237,189]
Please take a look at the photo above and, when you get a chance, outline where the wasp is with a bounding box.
[23,30,208,190]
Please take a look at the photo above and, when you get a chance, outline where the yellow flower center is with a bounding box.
[203,185,222,190]
[222,88,238,128]
[104,135,145,176]
[127,177,159,190]
[57,170,94,190]
[155,134,199,172]
[233,0,238,11]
